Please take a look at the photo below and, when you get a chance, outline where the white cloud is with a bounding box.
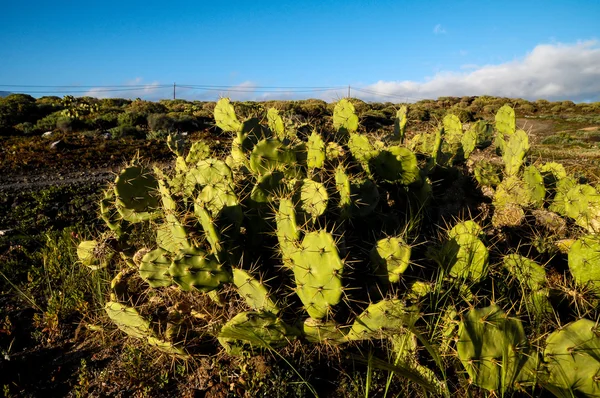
[433,24,446,35]
[359,41,600,102]
[84,79,166,100]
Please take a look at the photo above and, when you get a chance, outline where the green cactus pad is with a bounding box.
[393,105,408,142]
[568,235,600,292]
[249,138,296,175]
[334,166,352,213]
[275,198,300,268]
[348,133,376,166]
[298,179,329,221]
[370,146,420,185]
[214,98,241,132]
[100,188,123,235]
[114,165,161,223]
[448,221,484,240]
[267,108,285,140]
[448,234,489,281]
[232,268,279,314]
[303,318,347,344]
[249,171,285,204]
[538,162,567,191]
[306,131,325,170]
[564,184,600,232]
[495,105,516,137]
[523,165,546,208]
[105,301,153,339]
[156,220,190,254]
[193,205,222,256]
[186,140,211,164]
[474,160,502,187]
[461,127,478,159]
[139,248,173,288]
[197,182,239,217]
[185,159,233,193]
[502,129,530,176]
[347,299,418,341]
[325,142,344,160]
[503,254,546,291]
[370,236,411,283]
[218,311,296,354]
[77,240,111,270]
[290,230,344,319]
[333,99,359,133]
[548,176,578,215]
[544,319,600,397]
[457,305,534,392]
[443,114,463,145]
[169,247,230,292]
[167,133,185,157]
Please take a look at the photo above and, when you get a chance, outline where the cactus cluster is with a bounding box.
[82,99,600,396]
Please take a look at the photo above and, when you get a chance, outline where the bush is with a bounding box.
[56,116,73,133]
[35,111,63,132]
[108,125,143,139]
[147,113,174,132]
[118,111,146,128]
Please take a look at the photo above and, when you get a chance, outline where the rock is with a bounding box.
[42,131,53,137]
[50,140,64,149]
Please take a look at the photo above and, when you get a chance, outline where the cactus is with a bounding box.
[348,132,377,168]
[214,98,242,132]
[442,114,463,146]
[393,105,408,143]
[370,236,411,283]
[298,179,328,221]
[114,164,161,223]
[275,198,300,268]
[456,305,536,392]
[100,188,124,236]
[492,176,531,227]
[548,176,577,216]
[77,240,113,270]
[568,235,600,293]
[186,140,211,164]
[502,129,530,176]
[563,184,600,232]
[543,319,600,397]
[232,268,279,314]
[250,171,285,205]
[333,99,359,134]
[168,247,230,292]
[306,130,325,170]
[139,248,173,288]
[302,318,347,344]
[474,160,502,187]
[471,120,494,148]
[290,230,344,319]
[461,126,478,159]
[351,178,380,217]
[346,299,418,341]
[495,104,516,138]
[249,138,296,176]
[105,301,153,339]
[267,108,285,140]
[167,133,185,157]
[325,141,344,160]
[218,311,296,354]
[523,165,546,208]
[370,146,420,185]
[444,221,489,282]
[503,254,546,291]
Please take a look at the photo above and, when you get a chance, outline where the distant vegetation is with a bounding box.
[1,93,599,137]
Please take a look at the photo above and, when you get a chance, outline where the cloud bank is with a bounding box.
[362,41,600,102]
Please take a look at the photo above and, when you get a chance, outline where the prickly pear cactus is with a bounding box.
[370,236,411,283]
[77,240,113,270]
[502,129,530,176]
[214,97,242,132]
[114,164,161,223]
[302,318,347,344]
[333,99,359,134]
[544,319,600,397]
[232,268,279,314]
[394,105,408,143]
[347,299,418,341]
[290,230,344,319]
[218,311,296,355]
[457,305,536,392]
[267,108,285,140]
[169,247,231,292]
[444,221,489,282]
[139,248,173,288]
[568,235,600,293]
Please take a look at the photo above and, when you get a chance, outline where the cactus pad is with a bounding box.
[218,311,295,354]
[114,165,160,223]
[303,318,347,344]
[139,248,173,288]
[232,268,279,314]
[371,236,411,283]
[568,235,600,292]
[333,99,359,133]
[214,98,241,132]
[169,247,230,292]
[306,131,325,170]
[290,230,344,319]
[347,299,418,341]
[544,319,600,397]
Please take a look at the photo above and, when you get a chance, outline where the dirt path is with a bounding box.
[0,168,118,193]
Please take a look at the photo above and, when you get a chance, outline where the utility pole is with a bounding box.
[348,85,350,98]
[173,83,176,100]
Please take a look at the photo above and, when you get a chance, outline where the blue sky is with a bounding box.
[1,0,599,101]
